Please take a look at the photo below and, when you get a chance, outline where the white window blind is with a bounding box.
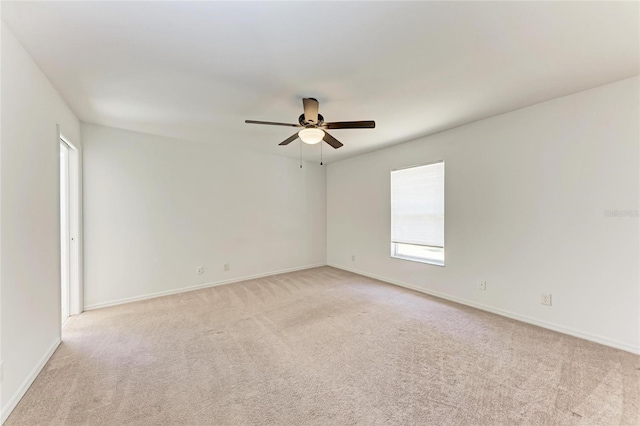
[391,162,444,248]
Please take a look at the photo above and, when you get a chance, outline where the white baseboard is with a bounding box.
[329,263,640,355]
[84,263,327,311]
[1,338,61,424]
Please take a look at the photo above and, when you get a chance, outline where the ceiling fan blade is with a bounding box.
[321,120,375,129]
[245,120,301,127]
[302,98,319,124]
[279,133,299,146]
[323,131,343,149]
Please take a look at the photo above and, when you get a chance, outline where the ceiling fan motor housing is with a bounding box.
[299,113,324,127]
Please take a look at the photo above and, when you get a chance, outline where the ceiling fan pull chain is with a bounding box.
[299,139,302,169]
[320,141,323,166]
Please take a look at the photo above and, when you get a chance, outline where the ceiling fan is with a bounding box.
[245,98,375,149]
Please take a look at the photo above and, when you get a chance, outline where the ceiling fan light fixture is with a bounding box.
[298,128,324,145]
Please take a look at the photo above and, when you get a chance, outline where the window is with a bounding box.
[391,161,445,266]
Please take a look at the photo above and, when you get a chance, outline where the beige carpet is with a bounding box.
[6,267,639,425]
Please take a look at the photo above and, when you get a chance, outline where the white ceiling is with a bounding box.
[2,1,639,163]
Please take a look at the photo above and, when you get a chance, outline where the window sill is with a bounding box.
[391,254,445,267]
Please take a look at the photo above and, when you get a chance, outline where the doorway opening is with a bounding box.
[60,133,81,327]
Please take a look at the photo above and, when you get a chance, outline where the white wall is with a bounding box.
[1,23,82,420]
[82,124,326,309]
[327,77,640,353]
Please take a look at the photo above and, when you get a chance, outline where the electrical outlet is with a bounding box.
[196,266,204,275]
[352,255,355,262]
[224,263,230,271]
[479,281,486,291]
[541,294,552,306]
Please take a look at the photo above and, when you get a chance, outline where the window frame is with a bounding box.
[390,161,445,267]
